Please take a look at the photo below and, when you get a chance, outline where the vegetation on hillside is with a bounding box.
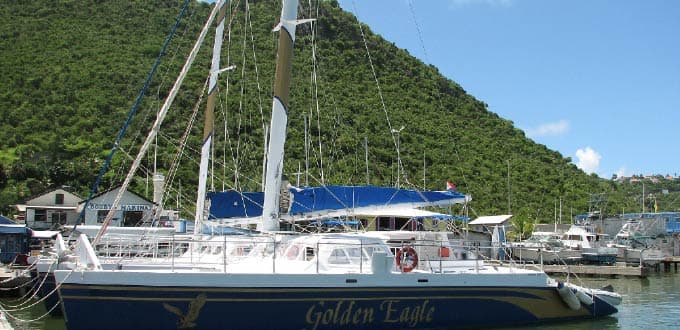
[1,0,679,225]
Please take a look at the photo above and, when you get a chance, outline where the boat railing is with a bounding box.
[73,233,192,259]
[64,234,551,275]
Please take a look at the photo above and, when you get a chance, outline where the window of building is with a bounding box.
[55,193,64,205]
[51,212,67,226]
[97,210,108,223]
[123,211,144,226]
[34,209,47,222]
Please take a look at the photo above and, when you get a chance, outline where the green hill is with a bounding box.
[1,0,677,225]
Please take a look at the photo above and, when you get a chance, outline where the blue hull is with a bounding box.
[58,284,617,330]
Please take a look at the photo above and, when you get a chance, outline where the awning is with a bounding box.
[0,225,32,235]
[468,214,513,225]
[31,230,60,239]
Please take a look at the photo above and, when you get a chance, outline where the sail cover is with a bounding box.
[208,191,264,219]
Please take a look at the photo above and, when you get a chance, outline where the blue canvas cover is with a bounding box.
[0,225,31,235]
[208,186,466,219]
[207,191,264,219]
[289,186,465,214]
[0,215,15,224]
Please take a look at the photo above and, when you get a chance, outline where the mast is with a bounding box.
[260,0,308,232]
[92,0,226,245]
[194,0,229,235]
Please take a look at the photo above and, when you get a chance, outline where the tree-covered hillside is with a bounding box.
[1,0,677,224]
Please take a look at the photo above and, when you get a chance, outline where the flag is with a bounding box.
[446,181,457,190]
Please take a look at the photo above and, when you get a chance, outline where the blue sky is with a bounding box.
[336,0,680,179]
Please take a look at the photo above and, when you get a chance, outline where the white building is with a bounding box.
[77,186,155,227]
[15,188,83,230]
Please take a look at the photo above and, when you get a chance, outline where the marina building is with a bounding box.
[14,188,83,230]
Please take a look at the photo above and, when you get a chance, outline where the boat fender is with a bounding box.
[557,282,581,310]
[573,286,594,306]
[396,246,418,272]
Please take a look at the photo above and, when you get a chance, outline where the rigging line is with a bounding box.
[94,0,225,245]
[308,0,325,185]
[407,0,444,112]
[228,4,266,191]
[161,77,207,196]
[74,0,192,231]
[158,131,262,192]
[242,0,270,190]
[349,0,396,134]
[350,0,403,186]
[155,0,198,100]
[244,0,267,131]
[212,2,239,194]
[233,0,252,190]
[220,0,239,191]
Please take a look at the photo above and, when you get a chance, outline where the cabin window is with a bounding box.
[55,193,64,205]
[233,246,251,256]
[34,209,47,222]
[328,249,349,264]
[305,247,316,261]
[346,247,366,261]
[364,246,386,257]
[394,217,410,230]
[376,217,392,231]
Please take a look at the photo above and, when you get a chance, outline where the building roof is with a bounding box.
[19,187,83,204]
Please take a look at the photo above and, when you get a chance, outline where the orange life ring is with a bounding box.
[396,246,418,272]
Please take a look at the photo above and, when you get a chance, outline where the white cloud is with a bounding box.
[525,120,569,138]
[448,0,514,8]
[575,147,601,175]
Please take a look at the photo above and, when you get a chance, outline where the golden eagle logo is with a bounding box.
[163,293,207,329]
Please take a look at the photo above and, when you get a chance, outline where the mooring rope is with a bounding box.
[0,256,41,287]
[0,261,54,309]
[0,269,39,292]
[0,268,74,323]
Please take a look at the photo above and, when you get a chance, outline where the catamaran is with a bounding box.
[53,1,621,329]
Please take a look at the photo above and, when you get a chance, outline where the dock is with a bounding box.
[653,256,680,272]
[540,263,650,278]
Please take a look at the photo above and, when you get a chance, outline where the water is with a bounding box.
[505,273,680,330]
[2,273,679,329]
